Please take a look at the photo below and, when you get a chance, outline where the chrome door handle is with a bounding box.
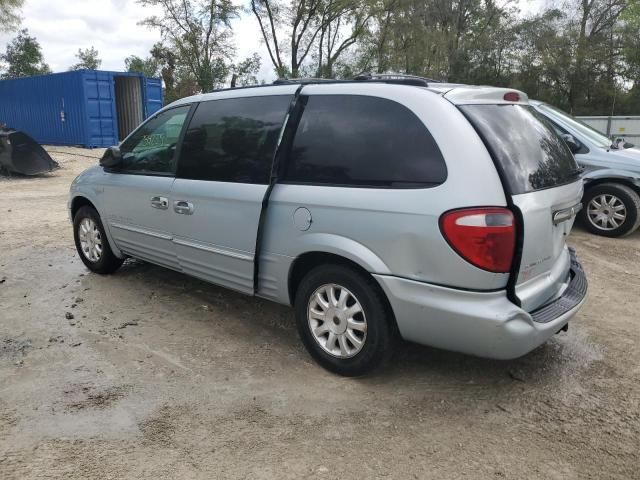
[553,202,582,225]
[150,196,169,210]
[174,200,195,215]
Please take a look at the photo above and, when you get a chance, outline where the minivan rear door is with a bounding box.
[459,101,583,312]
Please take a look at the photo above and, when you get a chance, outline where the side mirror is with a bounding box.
[611,137,625,150]
[561,133,581,154]
[100,146,123,169]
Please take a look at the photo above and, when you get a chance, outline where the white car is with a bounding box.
[532,100,640,237]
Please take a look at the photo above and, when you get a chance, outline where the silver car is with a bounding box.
[69,76,588,375]
[531,100,640,237]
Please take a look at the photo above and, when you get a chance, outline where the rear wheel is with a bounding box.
[73,205,123,274]
[580,183,640,237]
[294,264,393,376]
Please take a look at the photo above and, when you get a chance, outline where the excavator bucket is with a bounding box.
[0,129,59,176]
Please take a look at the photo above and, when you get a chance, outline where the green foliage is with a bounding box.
[0,0,24,32]
[70,47,102,71]
[138,0,238,93]
[0,29,50,79]
[125,55,160,77]
[230,52,262,87]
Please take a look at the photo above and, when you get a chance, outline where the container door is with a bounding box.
[83,71,118,147]
[142,77,163,119]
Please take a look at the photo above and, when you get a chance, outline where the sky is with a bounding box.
[0,0,273,79]
[0,0,544,82]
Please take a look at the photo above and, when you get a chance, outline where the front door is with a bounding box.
[102,104,191,270]
[170,94,293,294]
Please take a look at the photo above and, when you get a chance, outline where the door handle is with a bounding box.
[553,202,582,225]
[150,196,169,210]
[174,200,195,215]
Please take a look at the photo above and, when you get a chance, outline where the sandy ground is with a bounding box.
[0,147,639,479]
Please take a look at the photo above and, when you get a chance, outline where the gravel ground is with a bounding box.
[0,147,639,479]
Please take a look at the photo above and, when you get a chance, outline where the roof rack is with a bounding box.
[273,77,342,85]
[272,73,440,88]
[354,73,440,87]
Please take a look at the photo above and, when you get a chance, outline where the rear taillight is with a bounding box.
[439,207,516,273]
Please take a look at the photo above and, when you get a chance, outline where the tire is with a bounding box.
[73,205,124,274]
[579,183,640,237]
[294,264,394,376]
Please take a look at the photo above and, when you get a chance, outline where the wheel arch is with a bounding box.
[583,174,640,196]
[70,194,124,259]
[70,195,97,219]
[287,251,400,335]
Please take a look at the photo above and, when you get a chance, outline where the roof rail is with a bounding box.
[271,73,441,88]
[273,77,341,85]
[354,73,440,87]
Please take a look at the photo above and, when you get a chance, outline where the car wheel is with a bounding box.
[580,183,640,237]
[294,264,394,376]
[73,205,124,274]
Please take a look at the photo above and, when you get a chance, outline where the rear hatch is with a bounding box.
[450,89,583,312]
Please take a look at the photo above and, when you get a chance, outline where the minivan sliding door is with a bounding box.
[170,95,292,294]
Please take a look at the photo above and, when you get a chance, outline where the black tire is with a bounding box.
[579,183,640,237]
[294,264,394,376]
[73,205,124,274]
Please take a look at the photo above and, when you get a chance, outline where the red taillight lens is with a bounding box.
[503,91,520,102]
[439,207,516,273]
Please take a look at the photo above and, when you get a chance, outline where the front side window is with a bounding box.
[283,95,447,188]
[177,95,292,184]
[119,105,191,174]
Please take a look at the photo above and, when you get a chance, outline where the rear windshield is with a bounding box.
[460,104,580,194]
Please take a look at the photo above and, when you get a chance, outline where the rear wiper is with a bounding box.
[568,166,584,177]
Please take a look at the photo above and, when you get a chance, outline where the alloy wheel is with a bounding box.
[307,283,367,358]
[78,217,103,262]
[587,194,627,231]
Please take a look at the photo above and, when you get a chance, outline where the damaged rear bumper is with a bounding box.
[374,252,588,360]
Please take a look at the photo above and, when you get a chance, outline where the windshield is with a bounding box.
[461,104,581,195]
[535,103,612,148]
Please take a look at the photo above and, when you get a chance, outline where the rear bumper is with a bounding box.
[374,255,588,360]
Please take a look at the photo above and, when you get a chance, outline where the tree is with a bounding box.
[138,0,238,92]
[0,29,50,79]
[0,0,23,32]
[230,52,262,86]
[70,46,102,70]
[125,54,160,77]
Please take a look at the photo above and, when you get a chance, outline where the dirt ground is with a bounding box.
[0,147,638,480]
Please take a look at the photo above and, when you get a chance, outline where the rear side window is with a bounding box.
[460,104,580,194]
[283,95,447,188]
[177,95,292,184]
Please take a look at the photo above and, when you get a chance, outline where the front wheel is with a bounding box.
[294,264,394,376]
[580,183,640,237]
[73,205,124,274]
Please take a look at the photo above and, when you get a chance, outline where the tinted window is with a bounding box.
[119,105,190,174]
[284,95,447,187]
[461,104,580,194]
[177,95,292,183]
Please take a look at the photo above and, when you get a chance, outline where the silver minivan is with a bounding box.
[69,76,588,375]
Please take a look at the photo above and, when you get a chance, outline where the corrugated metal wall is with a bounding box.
[0,70,163,147]
[115,76,143,140]
[577,115,640,144]
[0,72,86,145]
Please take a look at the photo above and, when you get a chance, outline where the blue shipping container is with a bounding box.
[0,70,163,147]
